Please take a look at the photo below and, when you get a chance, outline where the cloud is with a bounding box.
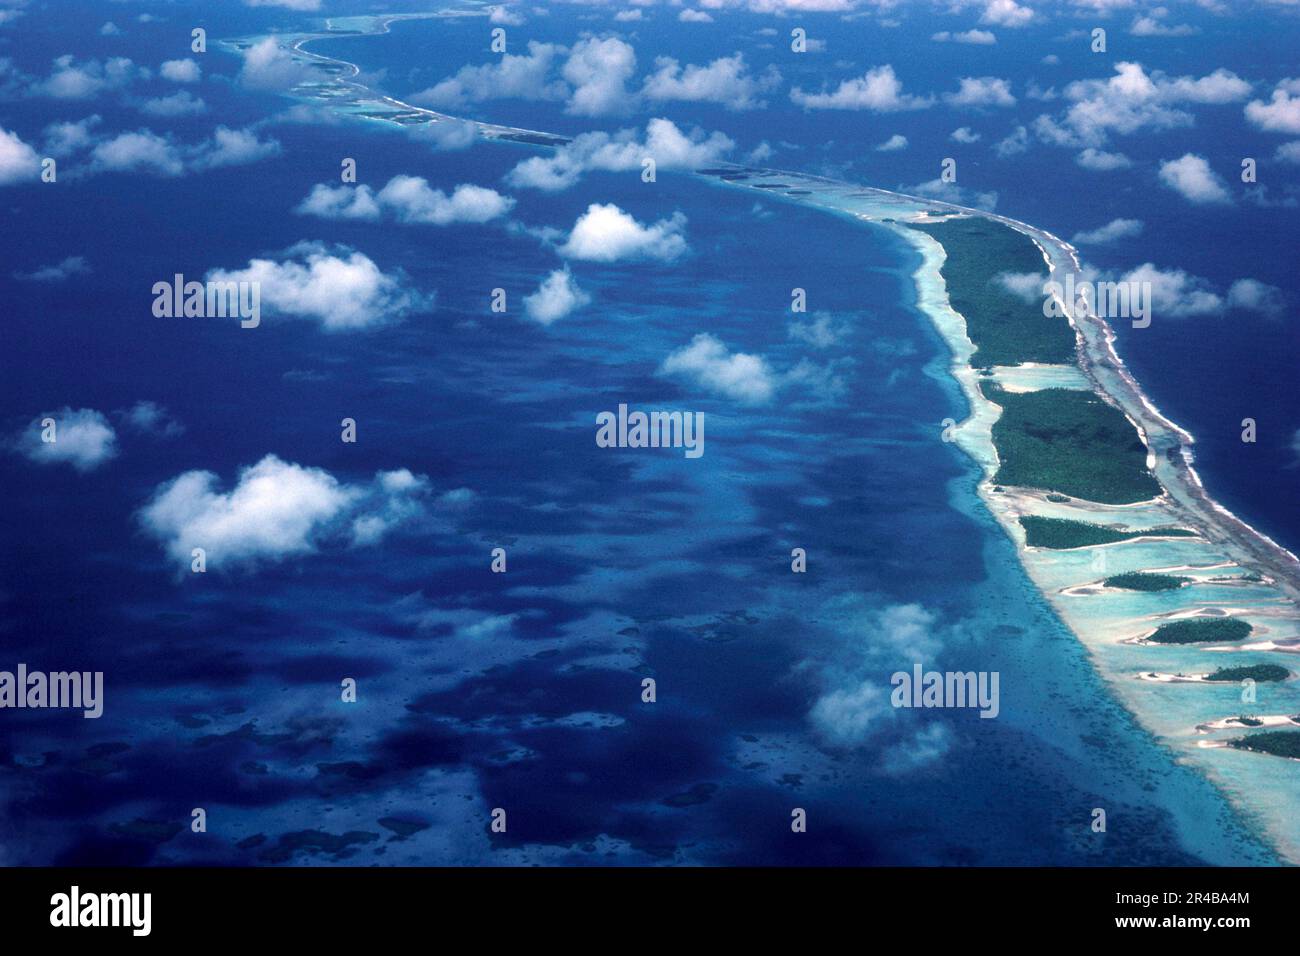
[0,126,40,185]
[1093,264,1283,319]
[238,38,312,91]
[139,455,430,569]
[1246,79,1300,135]
[790,65,931,111]
[487,4,525,25]
[207,242,424,330]
[139,90,206,117]
[1225,278,1284,318]
[411,41,567,108]
[950,126,981,143]
[1036,62,1251,148]
[1131,15,1197,37]
[13,408,117,472]
[932,29,996,44]
[31,55,142,99]
[244,0,322,10]
[417,37,641,116]
[994,125,1029,157]
[160,58,201,83]
[875,133,908,151]
[523,267,590,325]
[945,76,1016,108]
[557,203,688,262]
[42,115,101,157]
[376,177,515,224]
[1076,147,1131,170]
[87,126,279,176]
[659,333,776,404]
[1158,153,1230,203]
[296,183,382,221]
[981,0,1034,27]
[120,400,184,438]
[1071,217,1143,244]
[563,36,638,117]
[409,118,477,151]
[296,177,514,225]
[679,9,714,21]
[809,681,892,746]
[1120,263,1222,317]
[995,271,1045,303]
[881,724,953,775]
[14,256,91,282]
[1276,141,1300,164]
[908,179,998,211]
[805,603,948,749]
[788,312,848,348]
[193,126,280,168]
[506,118,732,191]
[91,130,184,175]
[642,53,780,110]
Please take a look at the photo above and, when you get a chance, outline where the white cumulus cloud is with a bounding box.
[563,36,638,117]
[139,455,430,569]
[659,333,776,405]
[411,41,567,108]
[523,267,591,325]
[981,0,1033,27]
[506,118,732,191]
[160,58,201,83]
[558,203,688,263]
[945,76,1016,108]
[297,177,514,225]
[932,29,996,44]
[791,65,931,112]
[207,242,424,330]
[642,53,780,110]
[1076,147,1131,171]
[1071,218,1143,244]
[238,38,312,91]
[1158,153,1230,203]
[0,126,40,185]
[14,408,117,472]
[1246,79,1300,135]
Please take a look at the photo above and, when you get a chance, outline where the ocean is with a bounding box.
[0,0,1295,865]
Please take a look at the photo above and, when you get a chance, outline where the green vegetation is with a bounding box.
[1206,664,1290,683]
[1019,516,1196,549]
[1232,716,1264,727]
[1103,572,1189,591]
[1146,618,1252,645]
[1229,731,1300,759]
[909,217,1076,367]
[984,385,1162,503]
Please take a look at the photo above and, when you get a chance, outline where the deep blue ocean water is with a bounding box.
[0,1,1293,865]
